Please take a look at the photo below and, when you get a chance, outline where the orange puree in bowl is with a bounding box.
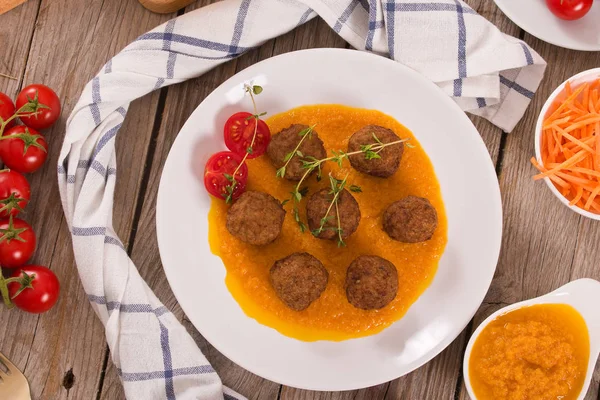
[208,104,447,341]
[469,304,590,400]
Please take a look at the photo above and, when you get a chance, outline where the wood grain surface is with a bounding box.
[0,0,598,399]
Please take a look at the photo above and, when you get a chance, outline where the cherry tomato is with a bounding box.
[0,92,15,129]
[224,112,271,159]
[204,151,248,201]
[16,84,61,130]
[0,217,36,268]
[546,0,592,20]
[0,170,30,217]
[0,126,48,173]
[7,265,60,314]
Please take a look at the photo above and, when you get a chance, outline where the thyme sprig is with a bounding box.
[224,84,264,203]
[275,124,316,179]
[281,134,409,232]
[310,173,351,247]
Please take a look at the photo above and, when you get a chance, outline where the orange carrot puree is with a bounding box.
[469,303,589,400]
[209,104,447,341]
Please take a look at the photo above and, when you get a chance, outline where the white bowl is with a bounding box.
[534,67,600,221]
[156,48,502,390]
[463,278,600,400]
[493,0,600,51]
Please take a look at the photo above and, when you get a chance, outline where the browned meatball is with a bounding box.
[347,125,404,178]
[270,252,328,311]
[306,188,361,240]
[383,196,438,243]
[226,191,285,245]
[345,255,398,310]
[267,124,327,181]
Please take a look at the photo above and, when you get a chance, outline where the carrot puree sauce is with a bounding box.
[469,304,589,400]
[208,104,447,341]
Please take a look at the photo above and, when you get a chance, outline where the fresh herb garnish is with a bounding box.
[311,173,349,247]
[280,133,410,232]
[224,84,264,203]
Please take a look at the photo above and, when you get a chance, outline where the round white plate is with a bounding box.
[494,0,600,51]
[156,48,502,391]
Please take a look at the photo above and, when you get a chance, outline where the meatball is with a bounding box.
[267,124,327,181]
[347,125,404,178]
[270,252,328,311]
[226,191,285,245]
[345,255,398,310]
[383,196,438,243]
[306,188,361,240]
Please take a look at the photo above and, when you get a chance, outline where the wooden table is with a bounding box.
[0,1,599,399]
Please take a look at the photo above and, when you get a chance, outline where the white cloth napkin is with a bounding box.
[58,1,546,399]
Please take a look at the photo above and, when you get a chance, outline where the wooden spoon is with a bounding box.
[138,0,196,14]
[0,0,29,15]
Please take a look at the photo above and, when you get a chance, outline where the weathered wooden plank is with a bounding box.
[456,15,600,400]
[0,0,40,381]
[0,0,173,399]
[486,36,600,302]
[0,0,39,97]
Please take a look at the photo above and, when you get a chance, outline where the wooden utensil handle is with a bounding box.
[0,0,29,15]
[138,0,196,14]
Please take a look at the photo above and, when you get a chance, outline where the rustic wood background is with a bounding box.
[0,0,598,399]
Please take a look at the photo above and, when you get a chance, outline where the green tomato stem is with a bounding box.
[0,267,14,309]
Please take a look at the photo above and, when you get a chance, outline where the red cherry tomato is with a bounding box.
[0,170,30,217]
[204,151,248,201]
[0,92,15,129]
[7,265,60,314]
[546,0,592,20]
[0,217,36,268]
[0,126,48,173]
[16,84,61,130]
[224,112,271,159]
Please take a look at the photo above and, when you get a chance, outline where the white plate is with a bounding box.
[494,0,600,51]
[156,48,502,391]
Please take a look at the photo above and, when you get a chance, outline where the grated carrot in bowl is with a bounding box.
[532,78,600,214]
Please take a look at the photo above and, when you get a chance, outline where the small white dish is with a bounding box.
[463,278,600,400]
[156,48,503,390]
[534,67,600,221]
[494,0,600,51]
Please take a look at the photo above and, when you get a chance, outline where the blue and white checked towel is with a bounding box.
[58,1,545,399]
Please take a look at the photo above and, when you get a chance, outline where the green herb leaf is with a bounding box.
[223,173,234,182]
[281,199,289,205]
[276,167,286,178]
[284,151,295,162]
[298,221,307,233]
[296,150,304,157]
[246,146,253,154]
[294,191,302,202]
[252,85,263,95]
[364,150,381,160]
[372,132,384,145]
[406,142,416,148]
[349,185,362,193]
[360,144,374,152]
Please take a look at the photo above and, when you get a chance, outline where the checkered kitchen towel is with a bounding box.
[58,1,545,399]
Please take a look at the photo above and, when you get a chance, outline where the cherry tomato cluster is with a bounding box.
[546,0,593,20]
[204,86,271,202]
[0,84,62,314]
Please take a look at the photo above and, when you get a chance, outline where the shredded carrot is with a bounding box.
[531,79,600,215]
